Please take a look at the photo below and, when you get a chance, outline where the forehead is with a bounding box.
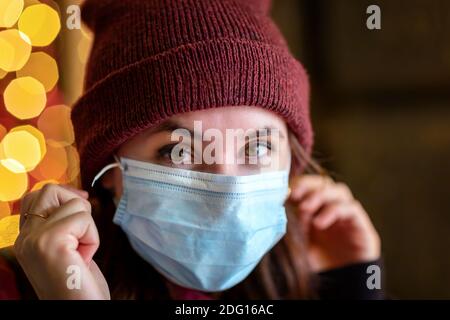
[169,106,287,131]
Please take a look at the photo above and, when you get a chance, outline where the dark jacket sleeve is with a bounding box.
[0,249,21,300]
[0,248,37,300]
[315,258,385,300]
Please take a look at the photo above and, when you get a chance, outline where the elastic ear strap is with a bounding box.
[91,161,122,187]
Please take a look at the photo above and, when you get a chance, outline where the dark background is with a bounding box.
[271,0,450,299]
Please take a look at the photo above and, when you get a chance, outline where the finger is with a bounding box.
[22,185,90,230]
[45,198,92,225]
[59,184,89,199]
[19,190,41,229]
[36,184,87,210]
[289,174,333,201]
[23,183,88,225]
[299,182,353,214]
[46,211,99,264]
[312,201,359,230]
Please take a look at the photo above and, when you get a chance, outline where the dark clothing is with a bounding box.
[0,248,384,300]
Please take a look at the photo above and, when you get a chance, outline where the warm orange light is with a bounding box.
[3,76,47,119]
[0,162,28,202]
[16,51,59,92]
[0,68,7,80]
[0,125,46,172]
[30,144,67,181]
[0,202,11,220]
[31,179,59,192]
[0,0,24,28]
[0,125,6,141]
[18,4,61,47]
[0,29,31,72]
[0,214,20,249]
[37,105,74,147]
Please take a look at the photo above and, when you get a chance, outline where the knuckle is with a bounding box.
[336,182,352,195]
[20,191,35,208]
[71,197,91,212]
[352,200,363,210]
[319,175,333,189]
[41,183,59,195]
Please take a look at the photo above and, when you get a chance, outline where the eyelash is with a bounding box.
[157,143,183,160]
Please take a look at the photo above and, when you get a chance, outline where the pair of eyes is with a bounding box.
[157,140,273,164]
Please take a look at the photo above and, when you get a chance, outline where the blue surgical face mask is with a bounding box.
[92,157,289,292]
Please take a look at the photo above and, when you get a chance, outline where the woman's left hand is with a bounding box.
[288,175,381,272]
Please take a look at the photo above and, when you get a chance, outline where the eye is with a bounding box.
[157,143,193,164]
[245,140,271,159]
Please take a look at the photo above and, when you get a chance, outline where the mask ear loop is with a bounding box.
[91,155,124,187]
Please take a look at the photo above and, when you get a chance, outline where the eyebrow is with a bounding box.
[152,120,200,139]
[152,120,285,139]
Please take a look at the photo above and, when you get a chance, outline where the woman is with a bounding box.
[0,0,382,299]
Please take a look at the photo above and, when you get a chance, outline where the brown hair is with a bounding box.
[89,132,324,299]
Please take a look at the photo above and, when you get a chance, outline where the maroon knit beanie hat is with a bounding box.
[71,0,313,190]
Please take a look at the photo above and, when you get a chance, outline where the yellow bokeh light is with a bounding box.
[3,76,47,119]
[0,29,31,72]
[17,51,59,92]
[10,124,47,157]
[37,105,74,147]
[0,162,28,202]
[31,179,59,192]
[30,144,67,181]
[0,0,24,28]
[0,68,7,79]
[0,202,11,220]
[0,125,46,172]
[18,4,61,47]
[0,214,20,249]
[0,125,6,141]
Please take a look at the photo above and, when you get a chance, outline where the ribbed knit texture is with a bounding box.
[71,0,313,189]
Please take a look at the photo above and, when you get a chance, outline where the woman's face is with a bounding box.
[101,106,291,197]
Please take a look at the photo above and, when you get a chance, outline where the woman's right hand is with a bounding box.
[14,184,110,300]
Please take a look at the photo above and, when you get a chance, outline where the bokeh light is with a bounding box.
[0,162,28,202]
[0,201,11,220]
[0,124,6,140]
[0,29,31,72]
[0,0,24,28]
[38,104,74,147]
[16,51,59,92]
[0,214,20,249]
[0,0,81,249]
[31,179,59,192]
[0,125,46,173]
[3,76,47,119]
[0,68,7,79]
[30,144,67,181]
[18,4,61,47]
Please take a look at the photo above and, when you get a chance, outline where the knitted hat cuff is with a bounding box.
[72,38,312,189]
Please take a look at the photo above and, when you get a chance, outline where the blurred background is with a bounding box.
[0,0,449,299]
